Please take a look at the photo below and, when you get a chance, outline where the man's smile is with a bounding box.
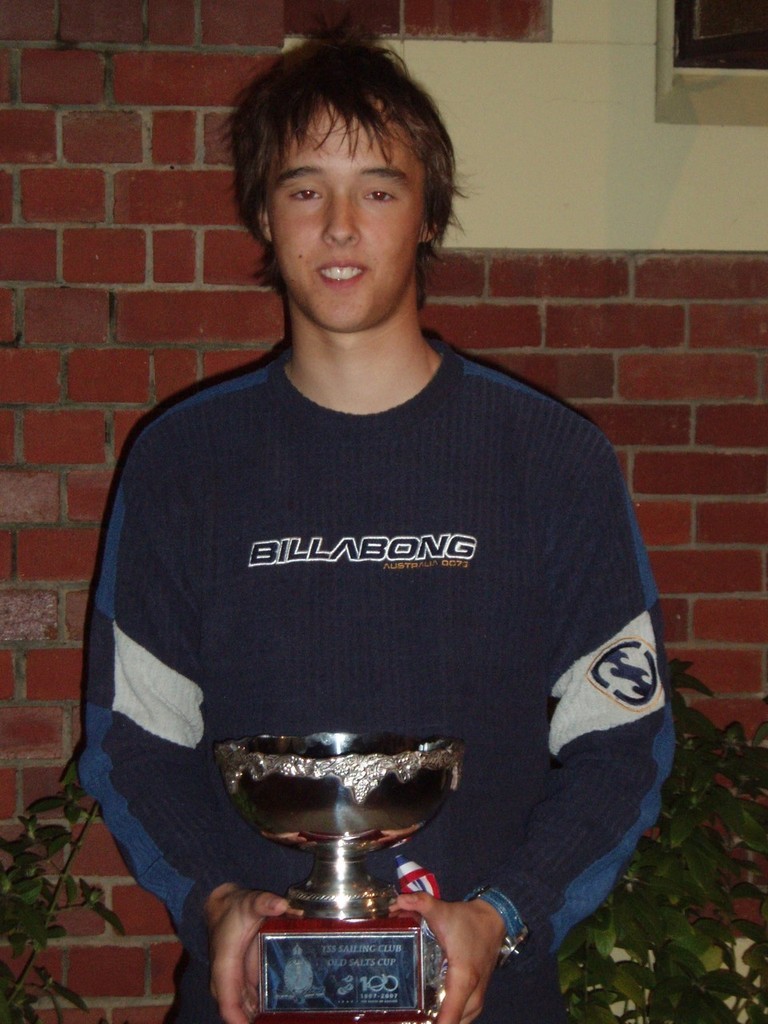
[319,265,364,281]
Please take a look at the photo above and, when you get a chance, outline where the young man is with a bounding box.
[80,32,673,1024]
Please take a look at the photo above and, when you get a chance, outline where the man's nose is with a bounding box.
[323,196,358,245]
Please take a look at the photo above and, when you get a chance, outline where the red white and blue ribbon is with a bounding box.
[395,855,441,898]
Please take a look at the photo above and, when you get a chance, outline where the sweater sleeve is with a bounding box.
[481,423,674,962]
[79,424,252,962]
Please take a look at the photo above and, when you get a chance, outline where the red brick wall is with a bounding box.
[1,2,765,1019]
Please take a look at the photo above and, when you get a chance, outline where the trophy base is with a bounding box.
[255,912,445,1022]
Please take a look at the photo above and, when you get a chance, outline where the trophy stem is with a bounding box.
[287,843,397,919]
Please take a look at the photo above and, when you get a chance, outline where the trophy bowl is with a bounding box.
[215,732,464,919]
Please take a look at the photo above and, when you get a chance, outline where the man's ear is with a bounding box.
[419,220,436,244]
[259,207,272,243]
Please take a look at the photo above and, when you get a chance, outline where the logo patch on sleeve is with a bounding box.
[588,638,660,710]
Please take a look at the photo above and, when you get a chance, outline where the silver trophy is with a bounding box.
[215,732,464,1019]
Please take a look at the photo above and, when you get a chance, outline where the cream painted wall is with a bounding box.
[400,0,768,251]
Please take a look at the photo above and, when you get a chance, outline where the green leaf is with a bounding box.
[90,902,125,934]
[583,1005,619,1024]
[48,980,87,1011]
[738,808,768,853]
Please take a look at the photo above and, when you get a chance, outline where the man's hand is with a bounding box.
[205,883,290,1024]
[392,892,506,1024]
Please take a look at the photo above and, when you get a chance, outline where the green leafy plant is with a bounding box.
[559,659,768,1024]
[0,761,123,1024]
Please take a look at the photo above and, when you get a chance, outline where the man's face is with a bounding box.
[261,117,429,347]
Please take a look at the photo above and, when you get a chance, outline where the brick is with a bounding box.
[63,228,146,284]
[113,52,272,107]
[0,410,16,463]
[67,945,145,997]
[689,303,768,349]
[491,253,628,298]
[74,820,132,876]
[0,110,56,164]
[670,647,764,695]
[0,288,14,342]
[154,348,199,401]
[55,906,106,937]
[0,530,11,579]
[64,587,89,641]
[67,469,113,522]
[633,452,767,496]
[693,697,767,737]
[204,230,266,285]
[0,649,13,699]
[153,230,196,283]
[21,49,104,105]
[694,598,768,644]
[0,349,60,403]
[0,766,15,817]
[60,0,143,44]
[107,1007,171,1024]
[546,304,684,349]
[202,349,263,378]
[36,1009,111,1024]
[117,290,284,344]
[21,168,105,223]
[0,706,63,758]
[113,884,175,935]
[115,169,237,225]
[0,469,59,522]
[0,948,62,986]
[0,170,12,221]
[662,596,689,644]
[152,109,196,166]
[636,501,691,546]
[697,501,768,545]
[62,111,143,165]
[150,940,184,994]
[636,255,768,299]
[21,764,64,807]
[619,353,758,401]
[25,646,83,700]
[649,549,762,595]
[0,228,57,281]
[114,408,147,457]
[148,0,196,45]
[25,288,109,345]
[427,252,485,297]
[286,0,399,34]
[0,1,54,39]
[17,527,100,582]
[203,111,231,165]
[67,348,151,403]
[696,404,768,448]
[24,409,106,465]
[0,50,8,104]
[582,403,690,447]
[405,0,550,39]
[488,352,615,400]
[201,0,283,45]
[420,303,541,349]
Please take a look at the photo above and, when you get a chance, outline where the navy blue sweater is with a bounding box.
[81,343,673,1023]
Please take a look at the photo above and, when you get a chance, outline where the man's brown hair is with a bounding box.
[230,30,459,305]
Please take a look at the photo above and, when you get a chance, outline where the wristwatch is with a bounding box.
[464,885,529,967]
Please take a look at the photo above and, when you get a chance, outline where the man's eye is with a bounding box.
[368,191,393,201]
[293,189,318,200]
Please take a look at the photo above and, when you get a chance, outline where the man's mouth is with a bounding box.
[320,266,363,281]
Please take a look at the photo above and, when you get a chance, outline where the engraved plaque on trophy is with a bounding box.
[215,733,464,1021]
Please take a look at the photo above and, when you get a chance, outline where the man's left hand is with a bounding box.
[391,892,506,1024]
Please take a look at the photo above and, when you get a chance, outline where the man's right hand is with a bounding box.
[205,883,290,1024]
